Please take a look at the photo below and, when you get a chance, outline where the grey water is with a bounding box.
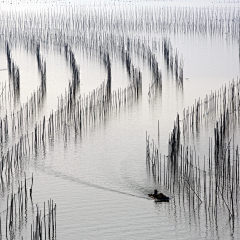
[0,0,240,239]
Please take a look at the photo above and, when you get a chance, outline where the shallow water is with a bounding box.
[0,0,240,239]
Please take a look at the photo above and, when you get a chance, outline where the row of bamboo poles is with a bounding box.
[162,37,184,82]
[0,173,33,239]
[6,43,20,101]
[0,2,238,238]
[146,78,240,233]
[0,5,239,44]
[182,78,240,136]
[0,42,143,238]
[36,44,47,103]
[31,199,56,240]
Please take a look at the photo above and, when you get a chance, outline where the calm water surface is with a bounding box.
[0,0,240,239]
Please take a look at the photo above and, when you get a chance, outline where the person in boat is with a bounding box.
[151,189,169,200]
[153,189,158,197]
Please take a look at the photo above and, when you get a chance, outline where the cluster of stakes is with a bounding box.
[0,2,239,238]
[146,78,240,234]
[6,43,20,100]
[1,5,237,40]
[163,37,183,82]
[31,199,56,240]
[36,44,47,102]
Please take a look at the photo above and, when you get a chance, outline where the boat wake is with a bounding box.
[34,162,150,200]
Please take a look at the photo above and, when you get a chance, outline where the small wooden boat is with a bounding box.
[148,191,169,202]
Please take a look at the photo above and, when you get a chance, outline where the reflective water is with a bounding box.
[0,0,240,239]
